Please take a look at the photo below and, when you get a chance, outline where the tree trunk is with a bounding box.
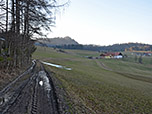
[24,0,29,35]
[6,0,8,32]
[11,0,15,32]
[16,0,20,33]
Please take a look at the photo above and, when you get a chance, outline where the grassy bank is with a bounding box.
[33,46,152,113]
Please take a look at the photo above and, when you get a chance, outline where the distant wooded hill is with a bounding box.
[36,36,78,46]
[35,38,152,52]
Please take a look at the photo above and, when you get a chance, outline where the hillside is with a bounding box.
[33,46,152,113]
[55,42,152,52]
[35,37,152,52]
[99,43,152,52]
[36,36,79,46]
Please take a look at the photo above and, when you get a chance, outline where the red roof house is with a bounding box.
[100,52,123,59]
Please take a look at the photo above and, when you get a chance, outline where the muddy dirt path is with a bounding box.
[0,61,59,114]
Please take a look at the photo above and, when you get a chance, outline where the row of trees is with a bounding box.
[0,0,68,69]
[38,43,152,52]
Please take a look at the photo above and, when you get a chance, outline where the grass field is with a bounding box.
[33,46,152,113]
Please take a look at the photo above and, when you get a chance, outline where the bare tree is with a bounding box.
[0,0,69,69]
[5,0,8,32]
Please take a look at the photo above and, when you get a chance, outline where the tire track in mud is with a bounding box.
[0,61,60,114]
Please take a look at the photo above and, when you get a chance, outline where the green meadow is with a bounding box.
[33,46,152,113]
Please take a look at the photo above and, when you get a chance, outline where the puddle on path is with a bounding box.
[41,61,72,70]
[39,81,43,86]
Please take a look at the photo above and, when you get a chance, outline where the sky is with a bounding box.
[49,0,152,46]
